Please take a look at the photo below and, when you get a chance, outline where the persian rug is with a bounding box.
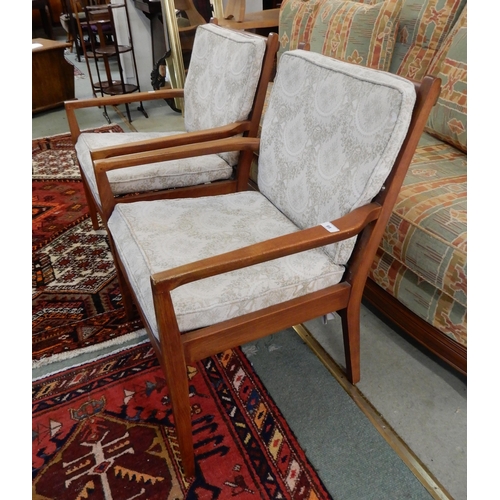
[32,127,144,367]
[32,342,333,499]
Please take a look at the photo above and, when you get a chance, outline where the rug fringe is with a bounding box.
[32,329,149,380]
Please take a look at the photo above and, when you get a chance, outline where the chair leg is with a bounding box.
[115,264,136,322]
[81,174,101,229]
[88,199,100,230]
[107,238,137,322]
[339,304,361,384]
[153,292,196,477]
[161,343,195,477]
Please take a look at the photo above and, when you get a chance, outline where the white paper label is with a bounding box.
[321,222,339,233]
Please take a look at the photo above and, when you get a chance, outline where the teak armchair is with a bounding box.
[65,23,278,228]
[94,50,441,477]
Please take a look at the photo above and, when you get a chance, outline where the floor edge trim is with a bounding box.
[293,324,453,500]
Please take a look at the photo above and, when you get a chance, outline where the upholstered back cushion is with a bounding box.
[278,0,402,71]
[425,5,466,153]
[184,24,267,164]
[258,50,416,264]
[388,0,467,82]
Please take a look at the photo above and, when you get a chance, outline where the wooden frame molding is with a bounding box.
[363,278,466,376]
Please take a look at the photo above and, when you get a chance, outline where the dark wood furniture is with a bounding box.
[32,38,75,114]
[84,1,146,123]
[364,279,467,375]
[32,0,54,39]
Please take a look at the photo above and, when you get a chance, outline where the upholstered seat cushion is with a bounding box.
[108,192,345,336]
[75,131,233,210]
[369,132,467,345]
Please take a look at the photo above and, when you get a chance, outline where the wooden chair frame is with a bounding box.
[93,70,441,477]
[64,26,279,228]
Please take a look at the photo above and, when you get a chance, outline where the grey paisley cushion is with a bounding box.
[259,50,416,264]
[76,131,233,209]
[108,193,345,337]
[75,24,267,208]
[184,24,267,166]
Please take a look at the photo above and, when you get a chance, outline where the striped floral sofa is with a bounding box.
[252,0,467,374]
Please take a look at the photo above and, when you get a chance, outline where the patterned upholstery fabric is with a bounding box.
[75,24,267,209]
[107,50,415,337]
[369,132,467,345]
[76,131,234,209]
[109,192,345,336]
[278,0,403,71]
[183,25,267,166]
[259,50,416,264]
[388,0,467,82]
[425,5,466,153]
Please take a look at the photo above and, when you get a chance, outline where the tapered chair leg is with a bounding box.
[107,239,137,322]
[163,355,195,477]
[82,177,100,229]
[154,292,196,477]
[340,305,361,384]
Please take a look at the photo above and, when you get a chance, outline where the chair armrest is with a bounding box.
[64,88,185,144]
[90,121,253,161]
[94,136,260,173]
[93,136,260,219]
[151,202,382,293]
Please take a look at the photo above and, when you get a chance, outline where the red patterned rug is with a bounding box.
[33,342,332,499]
[32,127,144,366]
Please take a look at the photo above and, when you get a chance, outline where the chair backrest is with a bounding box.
[258,50,417,265]
[183,23,268,165]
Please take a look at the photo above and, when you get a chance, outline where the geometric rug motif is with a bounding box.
[33,218,115,294]
[33,342,333,499]
[32,127,144,364]
[32,179,89,250]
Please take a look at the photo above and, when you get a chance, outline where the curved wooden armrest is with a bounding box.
[94,136,260,220]
[151,203,382,292]
[64,88,185,144]
[90,122,253,161]
[93,136,260,173]
[65,88,185,111]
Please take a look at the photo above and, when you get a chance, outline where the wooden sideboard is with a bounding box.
[32,38,75,114]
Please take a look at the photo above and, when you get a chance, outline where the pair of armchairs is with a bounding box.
[65,23,440,477]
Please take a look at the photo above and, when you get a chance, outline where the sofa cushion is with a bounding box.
[425,5,467,153]
[370,249,467,346]
[377,132,467,306]
[389,0,467,82]
[279,0,403,71]
[370,132,466,342]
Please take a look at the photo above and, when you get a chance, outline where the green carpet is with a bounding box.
[244,329,434,500]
